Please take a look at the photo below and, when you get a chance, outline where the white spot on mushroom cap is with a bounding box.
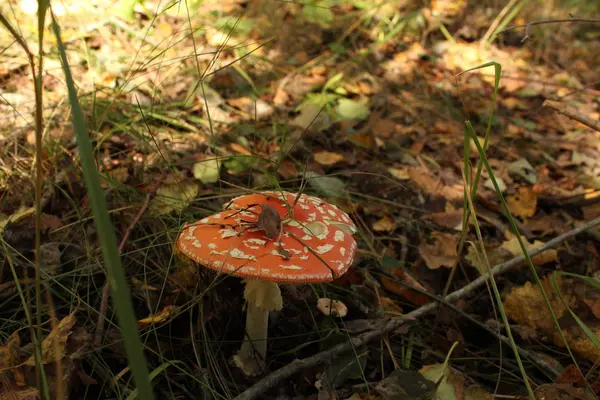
[302,235,312,241]
[340,247,346,256]
[279,264,302,270]
[219,228,238,238]
[243,238,267,250]
[334,230,345,242]
[192,240,202,248]
[208,243,217,249]
[230,248,256,261]
[316,244,334,254]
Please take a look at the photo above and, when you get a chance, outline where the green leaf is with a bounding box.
[335,98,370,121]
[223,156,254,175]
[306,171,346,198]
[150,182,199,215]
[381,254,401,270]
[303,3,334,27]
[193,159,220,184]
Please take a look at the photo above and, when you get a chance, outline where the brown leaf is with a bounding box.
[380,268,433,306]
[426,211,463,230]
[409,167,464,203]
[26,311,76,366]
[418,232,457,269]
[507,186,538,218]
[39,213,63,231]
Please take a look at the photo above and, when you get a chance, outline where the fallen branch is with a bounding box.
[233,216,600,400]
[543,99,600,133]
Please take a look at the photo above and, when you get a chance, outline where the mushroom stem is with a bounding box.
[234,279,283,376]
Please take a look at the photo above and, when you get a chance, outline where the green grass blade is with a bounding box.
[462,170,534,399]
[50,13,154,400]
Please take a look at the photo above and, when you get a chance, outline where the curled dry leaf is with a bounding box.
[418,232,457,269]
[388,167,410,181]
[137,305,176,327]
[26,311,77,366]
[317,298,348,317]
[380,267,432,306]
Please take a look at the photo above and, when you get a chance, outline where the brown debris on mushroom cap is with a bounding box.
[177,193,357,283]
[226,191,357,234]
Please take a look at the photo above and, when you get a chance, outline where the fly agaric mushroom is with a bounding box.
[177,191,357,375]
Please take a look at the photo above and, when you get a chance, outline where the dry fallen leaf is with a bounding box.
[138,305,176,327]
[507,186,538,218]
[501,236,558,266]
[418,232,457,269]
[409,167,464,203]
[427,211,463,231]
[372,216,397,232]
[380,267,433,306]
[314,151,344,166]
[26,311,77,366]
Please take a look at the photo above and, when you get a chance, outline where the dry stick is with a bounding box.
[543,100,600,133]
[499,18,600,42]
[93,192,153,348]
[234,216,600,400]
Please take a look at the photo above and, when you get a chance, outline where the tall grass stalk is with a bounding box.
[50,11,154,400]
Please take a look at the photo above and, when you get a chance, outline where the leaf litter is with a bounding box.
[2,0,600,398]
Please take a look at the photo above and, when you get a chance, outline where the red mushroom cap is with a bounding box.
[226,191,357,234]
[177,192,357,283]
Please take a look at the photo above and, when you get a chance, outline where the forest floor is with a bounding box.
[1,0,600,399]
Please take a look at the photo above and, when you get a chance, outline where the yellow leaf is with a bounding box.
[137,305,176,327]
[500,236,557,265]
[372,216,397,232]
[314,151,344,166]
[506,187,537,218]
[388,167,410,180]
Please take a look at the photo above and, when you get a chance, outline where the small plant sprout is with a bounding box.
[176,191,357,375]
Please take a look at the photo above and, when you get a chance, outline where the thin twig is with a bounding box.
[498,18,600,42]
[233,216,600,400]
[93,192,153,348]
[543,99,600,133]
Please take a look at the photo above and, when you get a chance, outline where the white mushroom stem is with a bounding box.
[233,279,283,376]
